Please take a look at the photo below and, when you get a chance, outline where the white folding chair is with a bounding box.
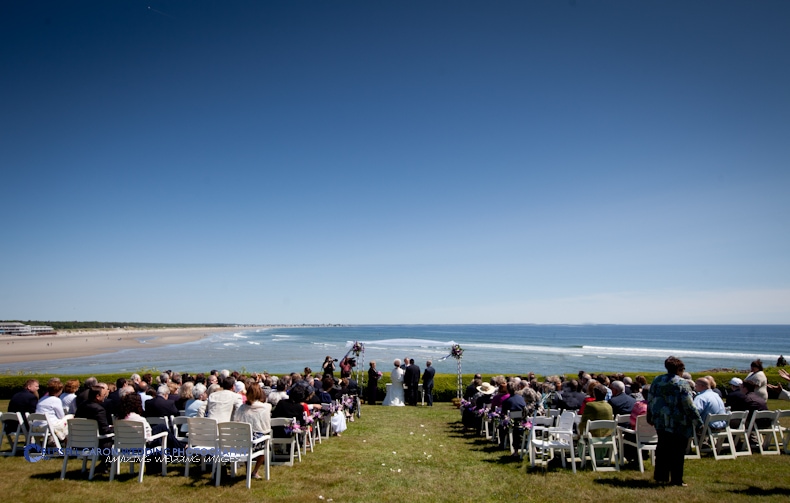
[519,415,554,461]
[0,411,28,456]
[746,410,781,455]
[26,412,62,451]
[728,411,752,456]
[618,414,657,472]
[60,418,114,480]
[214,422,270,489]
[109,419,168,482]
[529,410,577,473]
[270,418,299,466]
[185,417,218,477]
[171,416,189,445]
[700,412,735,460]
[579,420,619,471]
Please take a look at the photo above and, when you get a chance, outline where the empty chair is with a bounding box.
[746,410,781,455]
[185,417,219,477]
[519,414,555,460]
[728,411,752,456]
[26,412,62,451]
[579,420,619,471]
[214,421,270,489]
[530,410,577,473]
[0,411,28,456]
[110,419,168,482]
[60,418,114,480]
[618,414,657,472]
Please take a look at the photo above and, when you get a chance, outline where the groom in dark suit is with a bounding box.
[422,360,436,406]
[404,359,420,406]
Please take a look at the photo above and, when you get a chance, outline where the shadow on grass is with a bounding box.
[729,486,790,497]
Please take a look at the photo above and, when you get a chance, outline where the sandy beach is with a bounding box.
[0,327,258,366]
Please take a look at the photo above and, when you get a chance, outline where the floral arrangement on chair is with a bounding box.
[451,344,464,360]
[284,418,303,436]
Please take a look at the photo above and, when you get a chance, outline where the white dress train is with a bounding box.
[382,367,406,406]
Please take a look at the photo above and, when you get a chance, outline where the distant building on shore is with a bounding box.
[0,322,57,336]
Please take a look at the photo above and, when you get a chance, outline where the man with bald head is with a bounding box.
[693,377,726,430]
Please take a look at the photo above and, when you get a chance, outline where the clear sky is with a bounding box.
[2,1,789,325]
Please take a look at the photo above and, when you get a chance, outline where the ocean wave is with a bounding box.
[581,346,777,360]
[355,338,456,348]
[247,341,260,345]
[233,333,247,339]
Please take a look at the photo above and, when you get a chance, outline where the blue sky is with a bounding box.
[2,1,789,324]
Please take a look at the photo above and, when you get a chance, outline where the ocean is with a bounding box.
[3,324,788,377]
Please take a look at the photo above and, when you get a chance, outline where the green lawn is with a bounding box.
[2,401,789,502]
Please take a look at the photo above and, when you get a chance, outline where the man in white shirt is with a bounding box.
[205,377,243,422]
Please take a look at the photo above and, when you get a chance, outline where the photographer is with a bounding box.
[322,355,337,377]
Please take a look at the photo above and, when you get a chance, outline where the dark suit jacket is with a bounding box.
[404,365,420,388]
[8,389,38,415]
[608,392,636,416]
[75,401,112,435]
[422,366,435,389]
[144,396,179,418]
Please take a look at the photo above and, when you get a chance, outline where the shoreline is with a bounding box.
[0,326,268,365]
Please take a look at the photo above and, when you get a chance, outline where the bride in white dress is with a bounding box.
[382,359,406,406]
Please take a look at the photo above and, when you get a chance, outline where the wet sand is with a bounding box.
[0,327,256,365]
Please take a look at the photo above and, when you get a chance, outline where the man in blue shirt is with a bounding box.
[693,378,726,430]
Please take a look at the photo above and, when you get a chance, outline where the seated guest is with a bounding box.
[75,377,98,411]
[725,378,747,410]
[267,377,290,407]
[103,378,126,421]
[608,380,636,416]
[136,381,153,411]
[272,382,309,438]
[558,380,586,411]
[490,376,510,409]
[184,383,207,420]
[234,380,247,404]
[60,379,80,415]
[144,385,179,418]
[75,384,113,439]
[704,376,723,398]
[500,381,527,448]
[232,383,272,480]
[579,384,613,437]
[206,377,242,422]
[8,379,40,430]
[738,380,770,427]
[465,374,483,399]
[693,378,726,430]
[629,385,649,428]
[578,381,598,415]
[175,382,193,411]
[744,359,768,402]
[629,382,645,402]
[35,377,69,441]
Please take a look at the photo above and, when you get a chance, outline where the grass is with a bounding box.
[2,400,790,503]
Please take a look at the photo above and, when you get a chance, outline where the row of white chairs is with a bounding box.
[469,406,790,474]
